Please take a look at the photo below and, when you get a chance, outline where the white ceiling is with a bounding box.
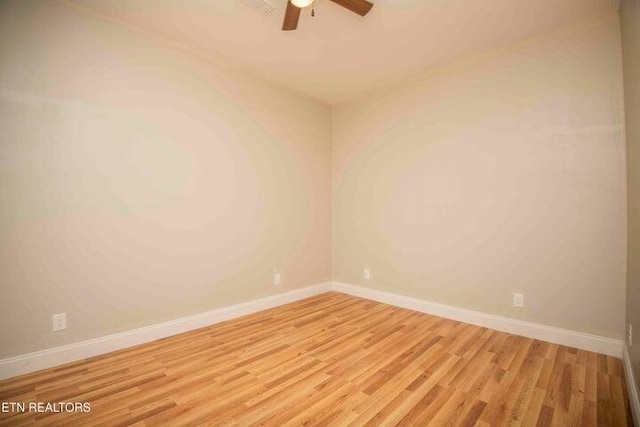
[70,0,619,105]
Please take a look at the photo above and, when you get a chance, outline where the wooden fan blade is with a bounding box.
[329,0,374,16]
[282,1,301,31]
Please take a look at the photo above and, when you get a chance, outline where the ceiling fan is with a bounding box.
[282,0,374,31]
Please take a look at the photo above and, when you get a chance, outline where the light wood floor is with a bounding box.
[0,292,633,426]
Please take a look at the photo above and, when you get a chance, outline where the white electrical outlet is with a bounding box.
[629,323,633,346]
[52,313,67,331]
[273,272,282,287]
[513,293,524,308]
[363,268,371,281]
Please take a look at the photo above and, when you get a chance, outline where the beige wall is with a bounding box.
[621,0,640,390]
[0,0,629,361]
[333,16,627,339]
[0,0,332,358]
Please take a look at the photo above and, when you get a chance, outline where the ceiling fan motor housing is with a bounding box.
[282,0,374,31]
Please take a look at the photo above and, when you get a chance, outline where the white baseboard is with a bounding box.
[331,282,623,358]
[0,280,625,381]
[623,345,640,427]
[0,282,332,380]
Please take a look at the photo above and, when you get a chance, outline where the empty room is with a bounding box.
[0,0,639,425]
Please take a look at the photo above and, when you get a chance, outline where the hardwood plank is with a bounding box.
[0,292,630,426]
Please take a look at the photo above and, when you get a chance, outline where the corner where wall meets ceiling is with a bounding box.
[68,0,621,104]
